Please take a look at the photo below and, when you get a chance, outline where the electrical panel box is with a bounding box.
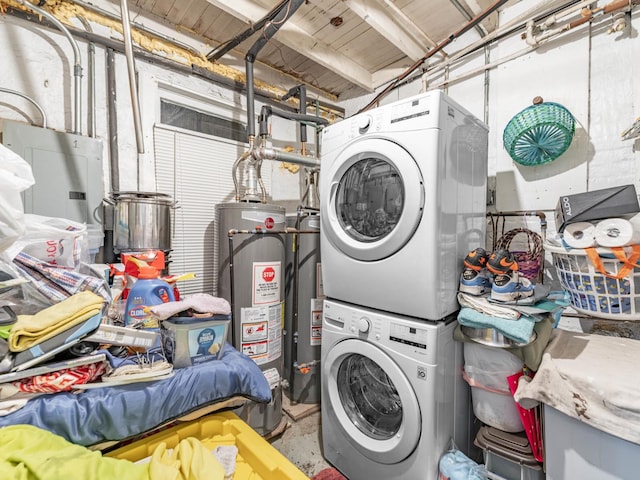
[2,120,104,225]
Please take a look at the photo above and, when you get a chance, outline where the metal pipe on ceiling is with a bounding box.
[15,0,82,134]
[411,0,592,90]
[237,0,307,202]
[359,0,510,112]
[420,0,638,90]
[526,0,639,45]
[377,0,582,97]
[4,5,344,120]
[120,0,145,155]
[450,0,487,37]
[244,0,306,134]
[0,87,47,128]
[206,0,291,62]
[68,0,205,60]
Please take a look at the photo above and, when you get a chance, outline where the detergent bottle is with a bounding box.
[124,265,175,329]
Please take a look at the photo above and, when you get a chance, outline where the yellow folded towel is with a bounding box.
[9,291,104,352]
[149,438,226,480]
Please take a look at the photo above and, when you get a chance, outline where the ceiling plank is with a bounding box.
[341,0,435,61]
[204,0,374,91]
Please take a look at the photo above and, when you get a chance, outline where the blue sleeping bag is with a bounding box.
[0,344,271,446]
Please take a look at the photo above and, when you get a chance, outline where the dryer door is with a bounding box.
[323,138,424,261]
[324,338,421,464]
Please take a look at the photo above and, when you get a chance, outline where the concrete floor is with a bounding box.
[269,407,332,478]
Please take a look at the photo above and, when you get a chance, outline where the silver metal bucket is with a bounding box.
[110,191,174,253]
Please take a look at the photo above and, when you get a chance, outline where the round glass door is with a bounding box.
[324,338,421,464]
[338,353,403,440]
[336,159,404,243]
[324,138,424,261]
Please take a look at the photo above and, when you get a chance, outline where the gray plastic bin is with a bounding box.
[474,426,544,480]
[544,405,640,480]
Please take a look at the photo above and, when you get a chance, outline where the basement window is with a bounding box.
[160,99,246,142]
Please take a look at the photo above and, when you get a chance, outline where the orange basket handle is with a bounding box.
[584,245,640,280]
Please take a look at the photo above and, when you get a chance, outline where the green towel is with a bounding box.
[0,424,148,480]
[0,324,11,339]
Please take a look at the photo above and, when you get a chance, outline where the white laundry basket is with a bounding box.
[463,342,524,433]
[545,243,640,320]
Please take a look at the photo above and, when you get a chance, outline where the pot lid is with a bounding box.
[111,191,174,204]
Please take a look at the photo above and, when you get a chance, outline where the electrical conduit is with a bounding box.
[0,87,47,128]
[14,0,81,134]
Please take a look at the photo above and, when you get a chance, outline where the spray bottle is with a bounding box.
[124,264,175,329]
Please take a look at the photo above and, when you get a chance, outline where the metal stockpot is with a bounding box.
[110,191,174,253]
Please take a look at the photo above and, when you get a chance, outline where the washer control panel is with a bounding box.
[389,322,428,349]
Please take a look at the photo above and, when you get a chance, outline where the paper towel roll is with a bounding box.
[563,222,597,248]
[594,218,640,247]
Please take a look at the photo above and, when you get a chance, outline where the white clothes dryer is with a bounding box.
[320,90,488,320]
[321,298,471,480]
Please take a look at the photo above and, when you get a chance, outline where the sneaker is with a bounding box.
[459,248,491,295]
[487,249,518,275]
[491,270,535,302]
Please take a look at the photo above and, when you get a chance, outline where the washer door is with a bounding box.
[323,138,424,261]
[324,338,421,464]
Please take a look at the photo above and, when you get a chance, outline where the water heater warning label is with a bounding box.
[252,261,281,306]
[241,303,282,366]
[310,298,323,346]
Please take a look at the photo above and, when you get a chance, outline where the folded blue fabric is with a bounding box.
[457,306,535,344]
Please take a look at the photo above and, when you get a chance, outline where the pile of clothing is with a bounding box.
[456,247,568,359]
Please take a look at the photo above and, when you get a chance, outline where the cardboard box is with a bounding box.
[555,184,639,232]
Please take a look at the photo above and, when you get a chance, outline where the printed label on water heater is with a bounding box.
[310,298,323,346]
[240,303,282,366]
[252,261,281,306]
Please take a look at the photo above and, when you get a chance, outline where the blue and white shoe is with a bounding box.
[491,271,534,302]
[459,248,491,295]
[459,269,491,295]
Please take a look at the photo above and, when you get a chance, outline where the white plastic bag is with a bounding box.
[0,144,35,253]
[4,214,88,267]
[439,444,489,480]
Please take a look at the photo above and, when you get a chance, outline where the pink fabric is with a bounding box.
[149,293,231,320]
[13,362,107,394]
[311,468,348,480]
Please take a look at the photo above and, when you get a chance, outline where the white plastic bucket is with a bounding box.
[464,342,524,432]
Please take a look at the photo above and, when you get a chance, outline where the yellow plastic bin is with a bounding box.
[105,411,308,479]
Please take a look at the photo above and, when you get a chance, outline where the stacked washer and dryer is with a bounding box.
[319,90,488,480]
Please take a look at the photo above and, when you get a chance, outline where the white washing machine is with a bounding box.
[320,90,488,320]
[321,299,471,480]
